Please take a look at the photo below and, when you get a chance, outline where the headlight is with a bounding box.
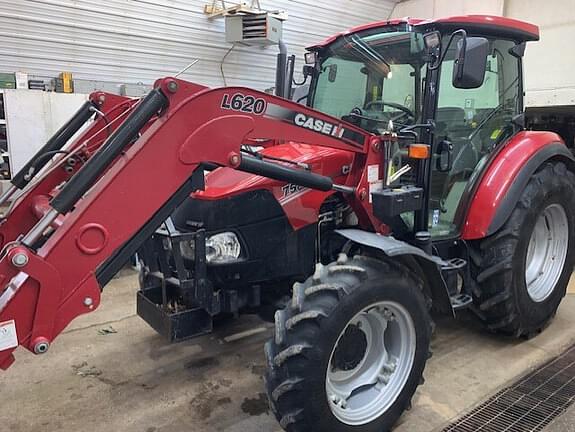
[206,232,241,263]
[179,232,242,263]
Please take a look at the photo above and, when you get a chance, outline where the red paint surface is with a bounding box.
[196,143,354,229]
[308,15,539,49]
[429,15,539,39]
[462,131,563,240]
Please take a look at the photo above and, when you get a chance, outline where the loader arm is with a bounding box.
[0,77,376,369]
[0,93,137,248]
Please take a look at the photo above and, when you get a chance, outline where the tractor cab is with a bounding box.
[299,16,538,241]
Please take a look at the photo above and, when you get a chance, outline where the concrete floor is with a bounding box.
[2,273,575,432]
[546,403,575,432]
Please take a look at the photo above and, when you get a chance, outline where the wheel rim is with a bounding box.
[525,203,569,303]
[325,301,416,425]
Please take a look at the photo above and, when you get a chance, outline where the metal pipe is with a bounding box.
[239,154,333,191]
[275,40,288,98]
[332,184,355,194]
[0,184,17,208]
[50,89,168,215]
[21,208,59,247]
[11,101,96,190]
[285,54,296,99]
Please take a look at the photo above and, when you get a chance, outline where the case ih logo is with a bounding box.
[263,104,363,147]
[219,95,364,148]
[293,113,345,139]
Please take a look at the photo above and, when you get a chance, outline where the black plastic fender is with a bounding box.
[336,228,454,316]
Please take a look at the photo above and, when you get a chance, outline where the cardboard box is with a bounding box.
[15,72,28,89]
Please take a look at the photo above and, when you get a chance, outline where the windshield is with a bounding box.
[310,28,427,131]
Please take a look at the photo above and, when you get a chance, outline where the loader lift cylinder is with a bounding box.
[238,154,334,191]
[11,100,97,190]
[50,89,168,215]
[0,100,97,206]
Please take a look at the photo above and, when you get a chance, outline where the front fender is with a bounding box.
[336,229,454,316]
[462,131,574,240]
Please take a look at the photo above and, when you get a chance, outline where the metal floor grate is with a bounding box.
[442,344,575,432]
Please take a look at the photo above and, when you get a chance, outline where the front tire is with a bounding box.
[472,161,575,337]
[265,254,432,432]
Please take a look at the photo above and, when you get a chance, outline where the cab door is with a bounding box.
[428,38,522,238]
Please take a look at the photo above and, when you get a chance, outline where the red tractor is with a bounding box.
[0,14,573,432]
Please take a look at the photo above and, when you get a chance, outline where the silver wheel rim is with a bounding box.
[325,301,416,425]
[525,203,569,303]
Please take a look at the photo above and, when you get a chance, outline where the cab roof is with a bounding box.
[308,15,540,50]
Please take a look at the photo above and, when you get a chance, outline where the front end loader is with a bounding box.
[1,14,574,432]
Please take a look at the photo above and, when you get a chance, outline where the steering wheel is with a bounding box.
[364,101,415,123]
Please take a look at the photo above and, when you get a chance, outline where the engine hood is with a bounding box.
[171,142,354,231]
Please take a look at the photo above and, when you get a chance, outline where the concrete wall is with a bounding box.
[391,0,575,107]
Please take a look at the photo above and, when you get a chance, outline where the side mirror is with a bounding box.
[423,31,441,50]
[436,140,453,172]
[328,64,338,82]
[452,37,489,89]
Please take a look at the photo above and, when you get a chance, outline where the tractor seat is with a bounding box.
[435,107,469,138]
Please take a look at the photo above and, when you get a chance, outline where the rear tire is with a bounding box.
[265,254,431,432]
[472,161,575,337]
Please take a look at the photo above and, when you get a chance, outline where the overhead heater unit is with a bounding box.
[225,13,283,45]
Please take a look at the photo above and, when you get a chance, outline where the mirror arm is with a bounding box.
[400,121,435,133]
[293,75,307,86]
[428,29,467,71]
[398,121,436,141]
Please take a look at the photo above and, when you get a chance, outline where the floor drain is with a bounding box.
[442,344,575,432]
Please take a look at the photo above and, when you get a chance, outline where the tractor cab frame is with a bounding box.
[304,16,540,242]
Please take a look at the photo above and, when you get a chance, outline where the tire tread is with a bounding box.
[471,161,575,336]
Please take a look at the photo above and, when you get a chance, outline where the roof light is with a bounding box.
[305,52,318,64]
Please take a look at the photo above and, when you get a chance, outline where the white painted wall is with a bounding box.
[0,0,399,93]
[505,0,575,107]
[390,0,575,107]
[392,0,503,18]
[2,90,87,173]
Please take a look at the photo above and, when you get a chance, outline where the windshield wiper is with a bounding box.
[345,34,391,76]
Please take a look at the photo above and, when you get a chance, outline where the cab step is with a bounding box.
[450,293,473,310]
[441,257,473,310]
